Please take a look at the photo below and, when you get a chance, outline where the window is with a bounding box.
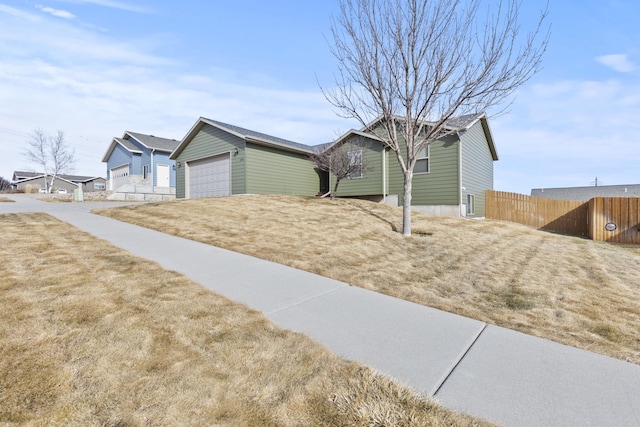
[415,145,429,174]
[94,182,106,190]
[143,165,150,179]
[467,194,475,215]
[347,150,363,179]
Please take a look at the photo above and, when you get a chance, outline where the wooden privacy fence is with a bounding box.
[486,191,589,237]
[589,197,640,244]
[486,191,640,244]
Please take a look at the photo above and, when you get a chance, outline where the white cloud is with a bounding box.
[0,4,41,21]
[37,5,75,19]
[491,77,640,192]
[0,5,351,179]
[596,54,636,73]
[58,0,150,13]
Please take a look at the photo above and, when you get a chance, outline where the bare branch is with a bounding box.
[310,138,373,200]
[323,0,549,235]
[23,128,76,193]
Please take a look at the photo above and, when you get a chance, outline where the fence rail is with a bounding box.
[486,191,589,237]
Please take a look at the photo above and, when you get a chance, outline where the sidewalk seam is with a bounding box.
[430,322,488,397]
[266,284,349,316]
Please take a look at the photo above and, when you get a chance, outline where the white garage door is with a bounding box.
[188,154,230,199]
[110,164,130,190]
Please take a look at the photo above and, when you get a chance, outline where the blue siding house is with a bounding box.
[102,131,180,191]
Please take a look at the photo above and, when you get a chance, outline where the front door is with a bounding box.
[156,164,170,187]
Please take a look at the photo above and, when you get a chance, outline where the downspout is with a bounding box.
[151,149,155,187]
[458,132,463,218]
[382,146,387,203]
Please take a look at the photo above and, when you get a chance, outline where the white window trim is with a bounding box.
[467,194,475,215]
[415,145,430,174]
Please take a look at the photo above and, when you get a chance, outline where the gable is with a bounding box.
[358,113,498,161]
[125,132,180,152]
[102,137,143,162]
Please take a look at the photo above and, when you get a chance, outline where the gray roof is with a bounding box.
[13,171,40,180]
[443,113,483,129]
[58,174,105,183]
[204,118,316,153]
[531,184,640,201]
[12,171,101,183]
[126,131,180,152]
[115,137,142,153]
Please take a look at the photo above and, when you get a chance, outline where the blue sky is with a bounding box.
[1,0,639,194]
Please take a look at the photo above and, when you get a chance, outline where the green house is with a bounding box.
[170,114,498,217]
[326,113,498,217]
[170,118,325,199]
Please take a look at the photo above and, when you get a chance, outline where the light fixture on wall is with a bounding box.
[234,147,239,156]
[176,161,182,168]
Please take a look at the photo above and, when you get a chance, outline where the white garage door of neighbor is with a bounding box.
[188,154,230,199]
[110,164,130,190]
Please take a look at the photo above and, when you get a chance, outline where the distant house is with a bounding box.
[170,113,498,218]
[102,131,180,192]
[11,171,106,193]
[531,184,640,201]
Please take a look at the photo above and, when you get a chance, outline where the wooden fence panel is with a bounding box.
[589,197,640,244]
[486,190,589,237]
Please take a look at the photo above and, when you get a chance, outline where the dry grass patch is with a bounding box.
[95,195,640,365]
[0,213,490,426]
[0,197,15,202]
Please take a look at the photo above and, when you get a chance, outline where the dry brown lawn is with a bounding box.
[95,195,640,365]
[0,197,15,202]
[0,212,490,426]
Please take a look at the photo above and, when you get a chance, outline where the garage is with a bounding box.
[187,154,230,199]
[110,164,130,190]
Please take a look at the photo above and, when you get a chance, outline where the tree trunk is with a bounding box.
[402,171,413,236]
[331,178,341,200]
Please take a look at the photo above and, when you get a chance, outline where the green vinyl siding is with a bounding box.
[387,135,460,206]
[460,121,494,217]
[245,142,319,196]
[332,136,384,197]
[174,124,245,199]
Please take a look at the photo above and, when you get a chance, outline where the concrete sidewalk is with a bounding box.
[3,195,640,426]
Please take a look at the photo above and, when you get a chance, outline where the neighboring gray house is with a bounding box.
[102,131,180,192]
[11,171,106,193]
[170,113,498,217]
[531,184,640,201]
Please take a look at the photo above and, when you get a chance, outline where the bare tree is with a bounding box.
[324,0,549,235]
[0,176,10,191]
[23,128,75,193]
[310,139,372,200]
